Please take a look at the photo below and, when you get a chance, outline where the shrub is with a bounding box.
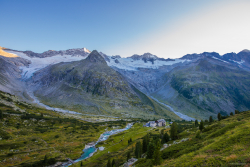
[162,140,203,159]
[218,113,222,121]
[235,110,240,114]
[0,129,11,139]
[19,130,29,135]
[134,158,153,167]
[209,116,213,123]
[199,120,204,131]
[196,131,202,139]
[35,127,48,133]
[170,122,178,140]
[226,154,237,162]
[206,122,243,139]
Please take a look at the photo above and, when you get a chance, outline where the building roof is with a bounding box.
[157,119,166,122]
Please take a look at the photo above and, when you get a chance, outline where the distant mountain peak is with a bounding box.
[240,49,250,53]
[142,52,157,58]
[86,50,107,64]
[129,53,158,61]
[0,46,18,58]
[83,48,91,53]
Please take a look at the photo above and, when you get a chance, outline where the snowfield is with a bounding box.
[5,50,88,79]
[107,57,190,71]
[6,50,191,77]
[211,56,229,64]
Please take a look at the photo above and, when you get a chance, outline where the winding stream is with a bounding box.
[63,123,133,167]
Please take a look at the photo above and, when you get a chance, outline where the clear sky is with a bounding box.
[1,0,250,58]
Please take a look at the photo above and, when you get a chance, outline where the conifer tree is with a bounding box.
[164,132,170,143]
[195,120,199,127]
[161,136,165,144]
[218,113,222,121]
[107,159,111,167]
[170,122,178,140]
[112,159,116,167]
[153,137,160,147]
[209,116,213,123]
[80,161,83,167]
[195,131,201,139]
[146,142,155,159]
[199,120,204,131]
[127,152,131,161]
[135,141,142,158]
[230,112,234,116]
[142,135,148,153]
[160,129,164,138]
[161,132,169,144]
[153,141,162,165]
[43,155,48,165]
[0,110,3,119]
[235,110,240,114]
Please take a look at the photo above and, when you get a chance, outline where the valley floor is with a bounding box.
[1,89,250,167]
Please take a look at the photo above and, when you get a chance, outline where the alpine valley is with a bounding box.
[1,46,250,120]
[1,46,250,167]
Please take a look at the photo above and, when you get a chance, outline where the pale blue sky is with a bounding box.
[1,0,249,58]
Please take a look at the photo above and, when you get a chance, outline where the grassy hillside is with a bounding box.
[2,88,248,167]
[0,90,132,167]
[70,110,250,167]
[159,110,250,166]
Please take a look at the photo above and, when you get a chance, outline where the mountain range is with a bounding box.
[0,46,250,120]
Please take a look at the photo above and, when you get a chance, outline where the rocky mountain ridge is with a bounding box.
[180,50,250,69]
[1,46,250,120]
[20,48,91,58]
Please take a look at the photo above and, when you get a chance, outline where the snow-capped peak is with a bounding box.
[84,48,91,53]
[4,49,90,79]
[106,52,189,71]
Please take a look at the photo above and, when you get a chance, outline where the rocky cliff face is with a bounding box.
[0,51,30,99]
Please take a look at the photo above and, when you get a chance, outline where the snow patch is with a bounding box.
[229,59,245,65]
[5,50,88,79]
[107,57,190,71]
[211,56,229,64]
